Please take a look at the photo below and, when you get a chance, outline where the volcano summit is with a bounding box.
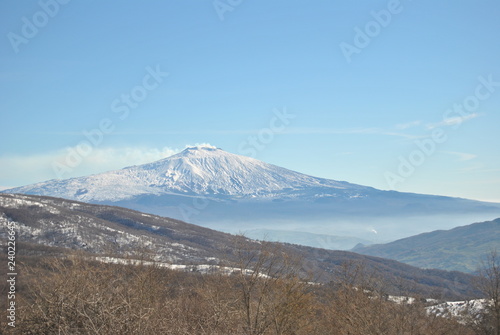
[4,146,500,247]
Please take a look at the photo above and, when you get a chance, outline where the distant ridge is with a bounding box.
[0,193,480,299]
[4,146,500,246]
[353,218,500,272]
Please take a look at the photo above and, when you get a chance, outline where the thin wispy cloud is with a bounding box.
[395,120,422,130]
[442,151,477,161]
[426,113,479,129]
[24,130,254,136]
[457,163,483,173]
[379,131,423,140]
[442,151,481,174]
[283,127,420,139]
[26,126,428,140]
[283,127,378,135]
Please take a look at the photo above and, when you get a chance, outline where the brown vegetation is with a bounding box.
[1,242,477,335]
[0,193,481,301]
[474,250,500,335]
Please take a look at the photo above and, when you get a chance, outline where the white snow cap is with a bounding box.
[3,145,367,202]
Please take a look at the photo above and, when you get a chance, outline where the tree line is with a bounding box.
[1,242,499,334]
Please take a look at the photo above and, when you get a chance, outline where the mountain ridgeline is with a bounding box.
[0,193,480,299]
[3,146,500,247]
[353,218,500,273]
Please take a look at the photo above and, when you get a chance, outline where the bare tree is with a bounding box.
[7,244,478,334]
[231,237,314,335]
[477,250,500,335]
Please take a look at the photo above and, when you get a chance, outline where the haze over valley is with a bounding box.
[5,146,500,249]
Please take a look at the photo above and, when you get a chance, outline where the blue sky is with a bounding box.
[1,0,499,202]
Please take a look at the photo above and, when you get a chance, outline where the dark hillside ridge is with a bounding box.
[0,193,480,300]
[353,218,500,272]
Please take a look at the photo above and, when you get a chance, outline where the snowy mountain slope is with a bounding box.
[4,146,500,246]
[4,146,370,202]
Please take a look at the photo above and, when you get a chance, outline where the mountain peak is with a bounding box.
[3,146,361,201]
[173,145,225,159]
[182,144,220,152]
[4,147,500,246]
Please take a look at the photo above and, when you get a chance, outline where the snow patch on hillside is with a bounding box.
[427,299,490,324]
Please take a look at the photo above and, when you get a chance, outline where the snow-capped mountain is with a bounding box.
[5,145,369,202]
[4,145,500,246]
